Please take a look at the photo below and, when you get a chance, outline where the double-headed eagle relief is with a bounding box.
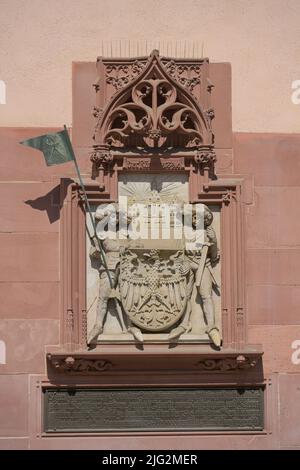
[119,249,193,332]
[87,193,221,348]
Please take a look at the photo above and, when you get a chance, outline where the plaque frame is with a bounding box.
[29,375,277,443]
[43,386,265,433]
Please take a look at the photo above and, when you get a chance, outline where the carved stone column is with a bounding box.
[194,146,217,190]
[90,145,113,191]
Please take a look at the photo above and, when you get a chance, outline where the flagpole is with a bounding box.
[63,126,113,287]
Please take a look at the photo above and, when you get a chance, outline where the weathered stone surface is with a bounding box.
[72,62,96,148]
[247,249,300,285]
[234,133,300,186]
[0,375,28,437]
[0,128,62,181]
[248,325,300,374]
[247,285,300,325]
[246,187,300,249]
[0,320,59,373]
[30,433,276,450]
[278,374,300,449]
[0,182,59,232]
[210,63,232,149]
[0,438,29,450]
[215,149,233,174]
[0,282,59,319]
[0,233,59,282]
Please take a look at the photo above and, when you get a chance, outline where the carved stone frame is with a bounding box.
[61,179,246,351]
[47,51,262,377]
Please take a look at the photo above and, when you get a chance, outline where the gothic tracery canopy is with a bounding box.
[94,50,214,150]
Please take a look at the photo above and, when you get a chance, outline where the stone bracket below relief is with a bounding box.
[46,347,263,377]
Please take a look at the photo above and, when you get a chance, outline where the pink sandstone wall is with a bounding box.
[1,0,300,132]
[0,0,300,450]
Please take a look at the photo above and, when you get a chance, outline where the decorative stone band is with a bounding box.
[47,354,113,373]
[47,352,262,375]
[195,355,259,372]
[123,156,185,171]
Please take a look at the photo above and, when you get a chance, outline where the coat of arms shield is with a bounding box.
[119,248,193,332]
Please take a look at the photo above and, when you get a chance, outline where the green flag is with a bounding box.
[20,128,74,166]
[20,125,112,288]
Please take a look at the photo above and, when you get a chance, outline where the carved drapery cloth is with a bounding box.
[95,51,213,149]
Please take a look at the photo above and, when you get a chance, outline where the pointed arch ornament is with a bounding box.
[94,50,214,150]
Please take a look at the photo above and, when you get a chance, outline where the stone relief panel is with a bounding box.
[86,174,221,346]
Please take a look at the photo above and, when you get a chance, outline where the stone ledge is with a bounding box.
[46,346,263,376]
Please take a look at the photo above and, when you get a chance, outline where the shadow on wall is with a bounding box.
[24,178,73,224]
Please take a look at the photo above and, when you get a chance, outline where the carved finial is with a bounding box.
[150,49,160,57]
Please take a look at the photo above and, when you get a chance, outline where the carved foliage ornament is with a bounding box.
[96,51,213,149]
[195,355,259,372]
[47,355,112,373]
[90,146,113,167]
[46,354,259,374]
[106,60,147,91]
[194,147,217,167]
[161,60,201,94]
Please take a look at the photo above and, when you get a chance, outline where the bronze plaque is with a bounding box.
[43,387,264,433]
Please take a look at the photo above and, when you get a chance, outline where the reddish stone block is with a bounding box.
[248,285,300,325]
[72,146,94,175]
[0,128,62,181]
[0,282,59,319]
[72,62,96,148]
[30,434,275,450]
[71,62,233,151]
[247,249,300,285]
[246,187,300,248]
[0,375,28,437]
[234,133,300,186]
[0,182,59,232]
[0,127,87,182]
[0,233,59,282]
[0,438,29,449]
[210,63,232,149]
[215,149,233,174]
[279,374,300,449]
[248,325,300,374]
[0,319,59,373]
